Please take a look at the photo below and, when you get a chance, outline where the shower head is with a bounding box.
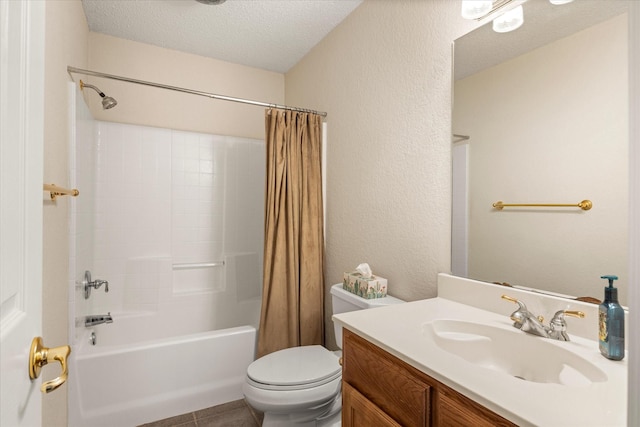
[100,95,118,110]
[79,80,118,110]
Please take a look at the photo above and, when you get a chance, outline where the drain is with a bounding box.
[513,375,526,381]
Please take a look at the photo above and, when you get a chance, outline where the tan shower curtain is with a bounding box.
[257,108,325,358]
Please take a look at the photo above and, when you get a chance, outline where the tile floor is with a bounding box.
[139,399,263,427]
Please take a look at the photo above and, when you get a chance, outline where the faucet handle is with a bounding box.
[548,310,585,341]
[501,294,525,309]
[558,310,585,319]
[501,295,535,315]
[502,295,529,327]
[501,295,545,323]
[550,310,585,324]
[83,270,110,299]
[95,279,109,292]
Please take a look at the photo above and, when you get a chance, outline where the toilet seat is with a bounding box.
[247,345,341,391]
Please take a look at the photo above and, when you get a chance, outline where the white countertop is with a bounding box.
[332,274,628,427]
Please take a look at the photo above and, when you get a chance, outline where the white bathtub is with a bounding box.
[69,321,256,427]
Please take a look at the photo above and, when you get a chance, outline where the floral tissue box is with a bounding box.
[342,272,387,299]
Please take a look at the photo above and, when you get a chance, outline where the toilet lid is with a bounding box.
[247,345,340,388]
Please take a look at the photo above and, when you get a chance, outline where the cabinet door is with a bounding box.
[437,389,516,427]
[343,330,433,426]
[343,382,401,427]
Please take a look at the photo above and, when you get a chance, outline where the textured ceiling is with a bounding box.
[81,0,362,73]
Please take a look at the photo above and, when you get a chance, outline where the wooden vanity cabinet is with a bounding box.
[341,329,516,427]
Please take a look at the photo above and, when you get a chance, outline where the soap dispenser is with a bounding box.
[598,275,625,360]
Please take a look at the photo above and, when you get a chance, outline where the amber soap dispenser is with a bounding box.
[598,275,625,360]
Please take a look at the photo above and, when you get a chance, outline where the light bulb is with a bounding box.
[461,0,493,20]
[549,0,574,4]
[493,5,524,33]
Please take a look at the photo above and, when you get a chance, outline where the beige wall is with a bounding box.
[43,1,89,425]
[86,33,284,139]
[286,1,477,347]
[456,15,628,303]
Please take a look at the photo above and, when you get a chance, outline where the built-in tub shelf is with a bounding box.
[172,261,225,270]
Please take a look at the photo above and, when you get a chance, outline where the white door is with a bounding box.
[1,0,46,425]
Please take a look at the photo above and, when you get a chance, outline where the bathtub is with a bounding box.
[69,320,256,427]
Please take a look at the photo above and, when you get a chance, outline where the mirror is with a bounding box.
[452,0,630,305]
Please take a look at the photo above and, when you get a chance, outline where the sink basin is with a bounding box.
[423,319,607,386]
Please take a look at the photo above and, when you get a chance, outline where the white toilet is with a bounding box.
[243,283,405,427]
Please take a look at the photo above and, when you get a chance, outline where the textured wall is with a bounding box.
[86,33,284,140]
[43,0,90,424]
[285,0,478,348]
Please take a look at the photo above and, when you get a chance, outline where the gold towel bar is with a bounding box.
[43,184,79,200]
[493,200,592,211]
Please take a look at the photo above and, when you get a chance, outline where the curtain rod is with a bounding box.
[67,66,327,118]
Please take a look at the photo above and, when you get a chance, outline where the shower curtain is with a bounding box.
[257,109,325,357]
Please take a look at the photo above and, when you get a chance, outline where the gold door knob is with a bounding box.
[28,337,71,393]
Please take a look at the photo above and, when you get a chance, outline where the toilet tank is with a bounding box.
[330,283,405,348]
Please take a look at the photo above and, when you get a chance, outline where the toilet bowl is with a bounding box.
[243,283,405,426]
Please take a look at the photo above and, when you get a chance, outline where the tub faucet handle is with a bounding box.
[83,270,109,299]
[94,279,109,293]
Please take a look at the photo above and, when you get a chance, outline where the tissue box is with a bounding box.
[343,272,387,299]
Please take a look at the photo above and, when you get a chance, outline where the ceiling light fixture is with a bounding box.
[461,0,524,33]
[492,4,524,33]
[461,0,575,34]
[461,0,493,20]
[195,0,226,5]
[460,0,517,22]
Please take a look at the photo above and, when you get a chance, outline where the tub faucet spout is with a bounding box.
[85,312,113,327]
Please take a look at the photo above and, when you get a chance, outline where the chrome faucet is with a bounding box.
[502,295,549,337]
[547,310,585,341]
[85,312,113,327]
[501,295,584,341]
[82,270,109,299]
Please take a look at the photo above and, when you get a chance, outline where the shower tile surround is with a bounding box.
[69,87,265,425]
[70,98,265,343]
